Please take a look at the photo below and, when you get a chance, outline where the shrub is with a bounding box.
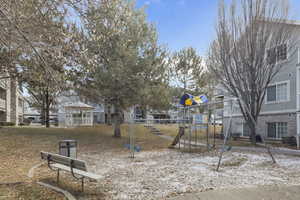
[0,121,16,126]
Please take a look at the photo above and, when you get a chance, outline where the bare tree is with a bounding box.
[208,0,297,144]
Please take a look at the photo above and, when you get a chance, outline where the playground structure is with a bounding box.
[169,100,224,153]
[128,93,225,155]
[127,94,277,171]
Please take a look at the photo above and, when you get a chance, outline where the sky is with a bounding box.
[136,0,300,56]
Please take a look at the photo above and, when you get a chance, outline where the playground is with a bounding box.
[1,123,300,199]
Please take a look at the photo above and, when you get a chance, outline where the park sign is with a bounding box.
[179,93,208,106]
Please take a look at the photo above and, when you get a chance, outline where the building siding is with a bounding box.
[222,31,300,139]
[0,75,24,125]
[224,112,297,138]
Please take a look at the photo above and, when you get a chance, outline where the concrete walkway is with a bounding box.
[169,185,300,200]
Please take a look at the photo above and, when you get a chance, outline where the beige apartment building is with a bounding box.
[0,77,24,125]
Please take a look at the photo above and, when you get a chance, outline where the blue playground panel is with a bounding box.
[124,144,141,152]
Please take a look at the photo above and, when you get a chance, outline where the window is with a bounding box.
[267,123,277,138]
[277,83,288,101]
[267,122,288,139]
[277,122,288,138]
[266,85,276,102]
[277,44,287,61]
[266,81,289,103]
[267,43,287,64]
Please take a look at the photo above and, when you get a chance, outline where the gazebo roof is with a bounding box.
[64,102,94,110]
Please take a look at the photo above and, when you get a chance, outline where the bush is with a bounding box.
[0,121,15,126]
[282,136,297,146]
[21,118,32,126]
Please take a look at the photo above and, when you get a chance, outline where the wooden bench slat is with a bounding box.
[41,151,87,171]
[52,164,102,180]
[40,151,102,192]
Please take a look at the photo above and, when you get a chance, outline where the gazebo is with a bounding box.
[64,102,94,127]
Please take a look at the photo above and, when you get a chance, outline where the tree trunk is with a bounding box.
[248,121,256,145]
[113,114,121,137]
[113,103,121,137]
[107,105,112,125]
[45,90,50,128]
[41,106,45,125]
[41,98,45,125]
[142,105,147,119]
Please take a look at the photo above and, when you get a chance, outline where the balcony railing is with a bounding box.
[0,98,6,109]
[214,89,225,97]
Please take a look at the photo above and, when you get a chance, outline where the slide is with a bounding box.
[170,127,185,146]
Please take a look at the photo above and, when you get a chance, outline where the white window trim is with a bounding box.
[265,80,290,104]
[266,122,288,140]
[297,47,300,65]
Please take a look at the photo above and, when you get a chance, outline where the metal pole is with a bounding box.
[189,108,192,152]
[213,103,216,148]
[195,123,198,150]
[216,99,233,171]
[297,134,300,150]
[183,108,186,151]
[129,114,135,159]
[206,104,210,151]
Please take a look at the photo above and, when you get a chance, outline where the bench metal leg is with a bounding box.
[57,169,60,184]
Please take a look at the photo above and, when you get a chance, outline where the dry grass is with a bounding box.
[155,124,222,137]
[153,124,295,149]
[0,182,66,200]
[0,124,169,199]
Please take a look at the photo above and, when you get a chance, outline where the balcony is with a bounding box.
[0,98,6,110]
[0,79,6,89]
[18,106,23,115]
[214,88,225,98]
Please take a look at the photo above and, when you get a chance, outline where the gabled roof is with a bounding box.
[64,102,94,110]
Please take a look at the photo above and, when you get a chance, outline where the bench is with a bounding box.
[41,151,102,192]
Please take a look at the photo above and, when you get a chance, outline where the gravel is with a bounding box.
[80,150,300,200]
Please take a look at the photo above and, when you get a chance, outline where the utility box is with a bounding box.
[59,140,77,158]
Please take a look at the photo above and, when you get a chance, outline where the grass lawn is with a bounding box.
[0,124,170,199]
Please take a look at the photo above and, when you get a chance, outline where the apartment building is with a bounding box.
[0,77,24,125]
[221,21,300,141]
